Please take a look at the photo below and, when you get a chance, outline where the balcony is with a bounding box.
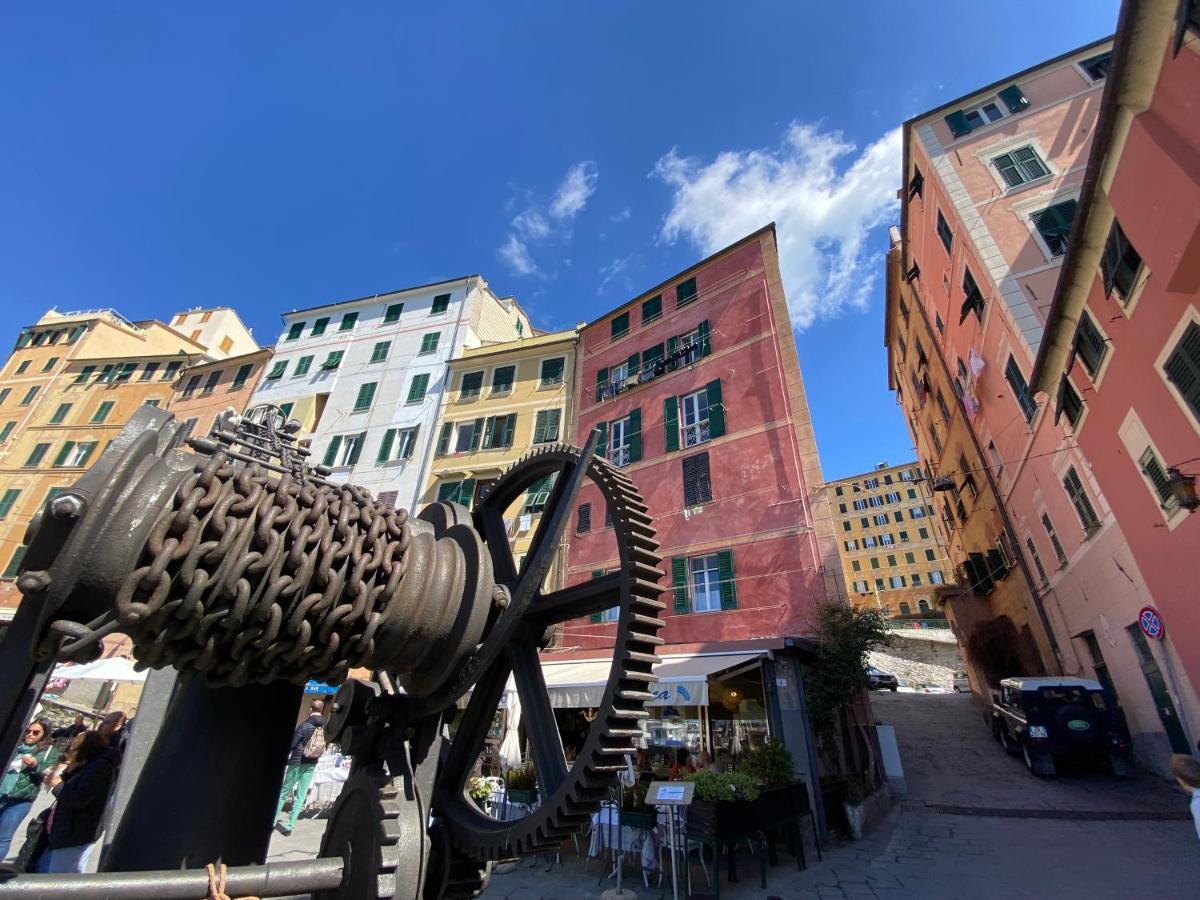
[609,446,631,468]
[595,339,703,403]
[682,420,710,448]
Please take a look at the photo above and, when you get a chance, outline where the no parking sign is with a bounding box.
[1138,606,1165,641]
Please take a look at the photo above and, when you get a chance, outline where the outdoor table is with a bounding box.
[588,803,658,875]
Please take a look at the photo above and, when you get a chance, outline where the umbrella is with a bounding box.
[499,687,523,772]
[50,657,147,683]
[731,720,744,756]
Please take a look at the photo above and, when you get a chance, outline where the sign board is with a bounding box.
[1138,606,1165,641]
[647,780,694,807]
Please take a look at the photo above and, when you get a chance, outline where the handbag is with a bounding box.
[13,807,51,873]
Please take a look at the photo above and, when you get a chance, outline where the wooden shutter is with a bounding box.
[53,442,76,467]
[0,489,20,519]
[993,153,1023,188]
[323,436,342,467]
[577,503,591,533]
[347,434,364,465]
[436,423,453,456]
[682,453,711,505]
[458,479,476,508]
[998,84,1028,113]
[589,570,606,622]
[378,429,396,463]
[501,414,517,447]
[706,380,725,437]
[717,549,737,609]
[627,352,640,378]
[663,396,680,452]
[666,336,679,368]
[671,557,690,613]
[594,421,608,459]
[545,408,561,442]
[470,418,484,451]
[533,411,548,444]
[481,417,496,450]
[944,110,972,137]
[698,320,711,357]
[627,408,642,462]
[595,367,608,401]
[1164,323,1200,421]
[77,443,97,468]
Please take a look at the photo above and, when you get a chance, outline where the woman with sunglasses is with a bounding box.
[0,720,59,861]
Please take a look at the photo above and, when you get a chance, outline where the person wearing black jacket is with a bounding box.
[273,700,325,837]
[37,731,119,873]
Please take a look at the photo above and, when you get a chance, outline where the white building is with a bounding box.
[168,307,260,359]
[250,276,532,510]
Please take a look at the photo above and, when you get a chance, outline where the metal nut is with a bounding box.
[49,494,85,520]
[16,570,50,593]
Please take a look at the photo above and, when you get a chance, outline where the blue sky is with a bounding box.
[0,2,1118,480]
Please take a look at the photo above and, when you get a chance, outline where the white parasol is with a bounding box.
[51,657,147,683]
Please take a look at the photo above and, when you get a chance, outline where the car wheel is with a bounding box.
[999,727,1016,755]
[1023,742,1055,777]
[889,685,897,692]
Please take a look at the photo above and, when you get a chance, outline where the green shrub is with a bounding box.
[505,764,537,791]
[684,770,762,802]
[736,739,794,786]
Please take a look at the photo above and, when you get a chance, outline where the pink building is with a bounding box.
[895,1,1199,775]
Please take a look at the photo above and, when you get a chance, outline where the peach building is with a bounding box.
[165,348,273,438]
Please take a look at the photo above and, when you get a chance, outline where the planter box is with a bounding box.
[843,784,891,840]
[505,788,538,805]
[686,799,759,843]
[620,809,656,830]
[754,786,794,823]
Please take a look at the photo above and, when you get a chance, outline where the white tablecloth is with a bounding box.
[588,804,658,872]
[306,752,351,810]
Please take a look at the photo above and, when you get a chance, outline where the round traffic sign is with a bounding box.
[1138,606,1165,641]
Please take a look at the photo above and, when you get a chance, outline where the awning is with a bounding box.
[50,657,147,683]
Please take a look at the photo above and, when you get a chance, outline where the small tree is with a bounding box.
[805,601,891,746]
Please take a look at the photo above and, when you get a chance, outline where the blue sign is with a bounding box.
[1138,606,1165,641]
[304,679,338,694]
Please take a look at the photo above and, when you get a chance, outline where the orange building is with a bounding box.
[165,348,273,438]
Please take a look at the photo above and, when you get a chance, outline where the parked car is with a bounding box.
[866,666,898,691]
[984,677,1133,776]
[953,671,971,693]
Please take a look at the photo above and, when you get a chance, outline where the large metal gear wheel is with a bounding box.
[314,765,401,900]
[433,441,666,860]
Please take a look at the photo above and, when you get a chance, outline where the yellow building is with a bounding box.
[424,329,578,579]
[826,461,950,618]
[0,308,258,616]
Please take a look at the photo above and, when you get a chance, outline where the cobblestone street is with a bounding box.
[268,692,1200,899]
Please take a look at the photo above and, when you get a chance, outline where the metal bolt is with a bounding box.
[331,701,342,713]
[16,570,50,593]
[49,494,85,520]
[492,586,510,610]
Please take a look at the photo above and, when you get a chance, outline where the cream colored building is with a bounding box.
[425,329,578,579]
[168,307,260,359]
[826,461,949,618]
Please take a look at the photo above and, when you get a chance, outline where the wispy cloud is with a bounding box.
[597,254,633,294]
[497,160,600,278]
[609,207,632,223]
[653,123,901,329]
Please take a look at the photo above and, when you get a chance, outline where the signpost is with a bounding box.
[1138,606,1165,641]
[648,781,695,900]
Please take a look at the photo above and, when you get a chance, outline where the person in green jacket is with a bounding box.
[0,720,60,860]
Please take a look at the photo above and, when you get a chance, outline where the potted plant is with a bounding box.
[684,770,763,842]
[620,780,655,830]
[737,739,796,821]
[504,764,538,805]
[840,775,890,840]
[467,776,491,810]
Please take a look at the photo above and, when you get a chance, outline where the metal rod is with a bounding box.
[0,858,344,899]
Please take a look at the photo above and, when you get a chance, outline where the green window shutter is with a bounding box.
[611,313,629,339]
[545,408,561,442]
[53,442,76,467]
[717,549,737,609]
[371,341,390,363]
[642,295,662,323]
[50,403,71,424]
[666,336,679,369]
[431,293,451,314]
[458,479,476,508]
[286,322,304,340]
[698,320,712,357]
[1164,323,1200,421]
[294,356,312,376]
[437,481,460,502]
[0,422,15,443]
[354,382,377,410]
[533,410,548,444]
[407,373,430,403]
[0,489,20,520]
[492,366,515,392]
[470,418,484,451]
[323,435,343,467]
[595,367,608,402]
[347,434,364,465]
[340,312,358,331]
[77,443,97,468]
[311,317,329,336]
[590,570,607,623]
[3,546,28,579]
[502,413,517,447]
[627,407,642,462]
[481,417,496,450]
[436,422,453,455]
[384,304,403,323]
[92,401,114,423]
[378,429,396,463]
[675,277,698,306]
[944,110,972,137]
[998,84,1028,114]
[627,353,640,377]
[663,396,680,452]
[706,380,725,438]
[671,557,690,613]
[73,366,95,384]
[594,421,608,459]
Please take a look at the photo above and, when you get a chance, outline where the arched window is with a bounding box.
[918,598,930,613]
[899,602,912,616]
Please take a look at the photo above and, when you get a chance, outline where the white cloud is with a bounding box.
[497,234,539,277]
[513,208,550,240]
[610,207,632,223]
[597,255,632,294]
[653,123,902,329]
[550,161,599,221]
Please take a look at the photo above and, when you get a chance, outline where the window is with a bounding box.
[860,517,870,528]
[369,341,391,364]
[909,165,924,199]
[899,530,910,542]
[680,388,710,448]
[1164,322,1200,423]
[935,313,945,335]
[867,496,884,508]
[200,371,222,395]
[115,362,137,382]
[540,357,565,388]
[1063,466,1100,534]
[682,452,712,505]
[842,521,851,532]
[907,489,917,500]
[1055,376,1082,430]
[1031,200,1077,257]
[936,211,953,253]
[610,415,633,467]
[889,576,906,589]
[880,534,895,547]
[353,382,377,411]
[0,489,21,519]
[642,295,662,323]
[339,312,358,331]
[2,546,27,580]
[873,514,888,526]
[992,146,1050,188]
[675,277,698,307]
[911,506,926,519]
[853,499,867,511]
[265,361,287,381]
[838,503,847,513]
[311,317,329,336]
[863,536,878,548]
[91,401,115,423]
[419,333,440,355]
[869,557,880,570]
[287,355,311,378]
[231,364,254,390]
[42,356,58,372]
[15,360,31,375]
[460,371,484,399]
[53,441,98,468]
[1005,355,1037,422]
[49,403,72,424]
[944,87,1027,136]
[1071,315,1109,380]
[1041,513,1068,566]
[70,367,93,386]
[20,386,39,406]
[864,478,880,489]
[1138,447,1179,512]
[139,361,160,382]
[491,365,515,394]
[844,539,858,551]
[430,293,450,315]
[853,580,869,593]
[930,571,946,585]
[285,322,304,341]
[918,526,929,540]
[145,399,161,408]
[1080,51,1112,80]
[322,351,343,370]
[406,373,430,404]
[163,361,182,381]
[960,268,985,324]
[611,312,630,340]
[522,475,554,514]
[481,415,516,450]
[1026,536,1049,585]
[533,409,562,444]
[25,443,51,467]
[851,560,861,572]
[323,432,365,468]
[278,402,293,419]
[691,555,723,612]
[453,420,480,454]
[1101,219,1143,301]
[577,503,591,533]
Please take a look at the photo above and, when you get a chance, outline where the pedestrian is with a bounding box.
[37,731,119,873]
[96,711,128,757]
[0,720,59,860]
[50,715,87,743]
[668,748,694,781]
[274,700,326,837]
[1170,753,1200,841]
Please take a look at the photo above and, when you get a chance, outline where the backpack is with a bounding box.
[302,724,326,761]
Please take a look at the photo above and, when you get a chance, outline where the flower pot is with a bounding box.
[686,799,757,843]
[506,788,538,805]
[843,801,866,840]
[620,809,656,830]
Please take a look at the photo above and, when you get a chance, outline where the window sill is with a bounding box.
[351,407,371,414]
[538,381,564,391]
[489,388,513,398]
[457,395,480,404]
[1000,173,1055,199]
